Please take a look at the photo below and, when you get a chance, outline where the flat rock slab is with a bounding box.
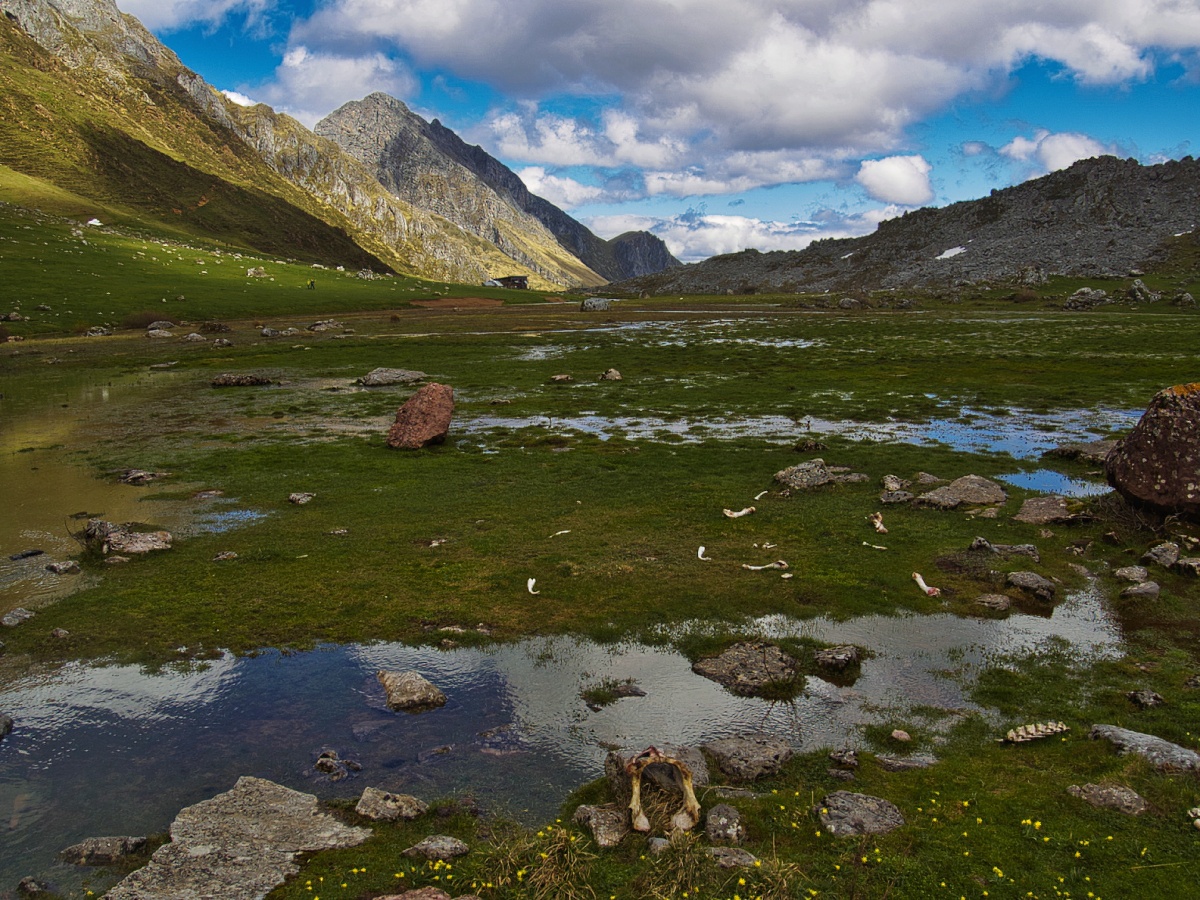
[703,733,794,781]
[815,791,906,836]
[377,670,447,712]
[356,787,428,821]
[573,803,630,848]
[1090,724,1200,771]
[61,836,147,866]
[386,382,454,449]
[106,776,370,900]
[1067,782,1148,815]
[403,835,469,861]
[709,847,759,868]
[358,368,427,386]
[211,373,273,387]
[875,754,938,772]
[1013,496,1074,525]
[917,475,1007,510]
[692,641,799,696]
[775,459,868,490]
[813,645,860,670]
[1007,571,1056,601]
[1121,582,1161,600]
[1045,440,1118,464]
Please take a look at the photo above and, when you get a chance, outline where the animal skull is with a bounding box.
[624,746,702,833]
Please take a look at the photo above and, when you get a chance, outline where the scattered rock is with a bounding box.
[182,333,206,343]
[879,490,915,504]
[1105,383,1200,515]
[916,472,943,484]
[1044,440,1118,465]
[1185,674,1200,689]
[199,322,231,333]
[147,320,175,330]
[703,733,794,781]
[45,561,80,574]
[213,338,234,348]
[1066,783,1148,815]
[647,836,672,855]
[1064,287,1109,310]
[402,835,469,861]
[17,877,49,895]
[357,368,427,386]
[708,847,759,868]
[61,836,148,866]
[2,608,36,627]
[1013,495,1074,525]
[917,475,1007,509]
[1127,689,1165,709]
[706,803,746,844]
[974,593,1012,611]
[875,754,937,772]
[774,459,868,490]
[1089,724,1200,771]
[580,297,612,312]
[386,383,455,449]
[213,551,238,562]
[1,713,12,740]
[890,729,911,743]
[85,326,113,337]
[814,791,906,836]
[572,804,629,848]
[147,329,174,339]
[378,890,452,900]
[1143,542,1180,568]
[288,492,315,505]
[1176,558,1200,576]
[813,645,859,670]
[119,468,170,485]
[1114,565,1150,583]
[356,787,428,822]
[969,536,1040,562]
[549,374,572,382]
[600,368,622,381]
[829,749,859,769]
[307,319,343,332]
[1127,279,1159,303]
[1006,571,1056,601]
[246,267,267,277]
[377,670,447,712]
[51,628,70,639]
[313,749,361,781]
[105,777,370,900]
[881,475,911,491]
[1121,581,1161,600]
[260,327,280,337]
[211,373,273,387]
[691,641,799,696]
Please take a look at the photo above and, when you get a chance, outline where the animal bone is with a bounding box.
[998,721,1069,743]
[624,746,702,833]
[527,578,539,595]
[551,530,571,537]
[754,490,769,500]
[862,542,888,551]
[868,512,888,534]
[912,572,941,596]
[780,572,794,579]
[697,546,712,560]
[742,560,789,571]
[723,506,755,518]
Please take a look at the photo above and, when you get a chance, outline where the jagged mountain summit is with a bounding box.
[316,93,679,284]
[617,155,1200,296]
[0,0,677,288]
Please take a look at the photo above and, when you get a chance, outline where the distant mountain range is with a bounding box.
[616,154,1200,296]
[0,0,679,289]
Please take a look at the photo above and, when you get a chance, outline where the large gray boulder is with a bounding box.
[1105,383,1200,515]
[917,475,1007,509]
[106,777,370,900]
[1089,725,1200,771]
[814,791,906,836]
[703,733,794,781]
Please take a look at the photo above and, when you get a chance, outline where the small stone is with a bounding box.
[813,645,859,670]
[600,368,622,381]
[974,594,1012,611]
[875,754,937,772]
[45,561,80,574]
[17,877,49,895]
[1186,674,1200,689]
[1127,689,1165,709]
[1121,581,1160,600]
[915,472,943,484]
[708,847,759,868]
[1007,571,1056,601]
[1175,558,1200,577]
[890,729,911,742]
[880,475,910,491]
[213,551,238,562]
[573,804,630,848]
[211,373,273,387]
[550,374,572,382]
[1143,542,1180,568]
[879,490,915,504]
[1114,565,1149,583]
[646,836,671,855]
[2,608,35,627]
[288,492,315,504]
[402,835,469,861]
[705,803,746,845]
[377,670,447,712]
[1,713,13,740]
[51,628,70,639]
[828,768,856,781]
[1066,783,1148,815]
[828,748,859,769]
[356,788,428,822]
[1013,495,1074,525]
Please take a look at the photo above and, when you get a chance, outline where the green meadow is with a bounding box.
[3,204,1200,898]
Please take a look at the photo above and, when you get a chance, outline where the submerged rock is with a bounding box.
[691,641,799,696]
[377,670,447,712]
[1105,383,1200,515]
[61,836,148,866]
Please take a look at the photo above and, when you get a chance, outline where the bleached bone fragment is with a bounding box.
[999,721,1070,743]
[754,490,769,501]
[624,747,702,833]
[698,546,712,561]
[780,573,794,580]
[551,530,571,537]
[862,542,888,551]
[527,578,540,595]
[742,560,789,571]
[868,512,888,534]
[723,506,756,518]
[912,572,941,596]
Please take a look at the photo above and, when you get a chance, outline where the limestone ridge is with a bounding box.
[317,93,606,286]
[422,116,681,280]
[618,155,1200,295]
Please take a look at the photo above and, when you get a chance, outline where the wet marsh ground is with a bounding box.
[2,207,1200,897]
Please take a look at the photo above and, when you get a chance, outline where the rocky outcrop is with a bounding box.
[386,383,455,449]
[106,777,370,900]
[1105,383,1200,516]
[615,155,1200,295]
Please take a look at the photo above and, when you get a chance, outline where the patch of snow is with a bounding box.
[935,246,966,260]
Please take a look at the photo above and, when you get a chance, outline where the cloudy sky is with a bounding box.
[116,0,1200,263]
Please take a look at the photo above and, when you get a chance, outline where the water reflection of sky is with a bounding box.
[0,584,1120,892]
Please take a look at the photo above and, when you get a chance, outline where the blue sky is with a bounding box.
[116,1,1200,263]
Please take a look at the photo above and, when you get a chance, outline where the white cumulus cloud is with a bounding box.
[517,167,604,209]
[115,0,274,32]
[220,90,257,107]
[855,155,934,205]
[1000,129,1114,175]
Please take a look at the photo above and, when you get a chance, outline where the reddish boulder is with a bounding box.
[386,383,454,449]
[1105,384,1200,515]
